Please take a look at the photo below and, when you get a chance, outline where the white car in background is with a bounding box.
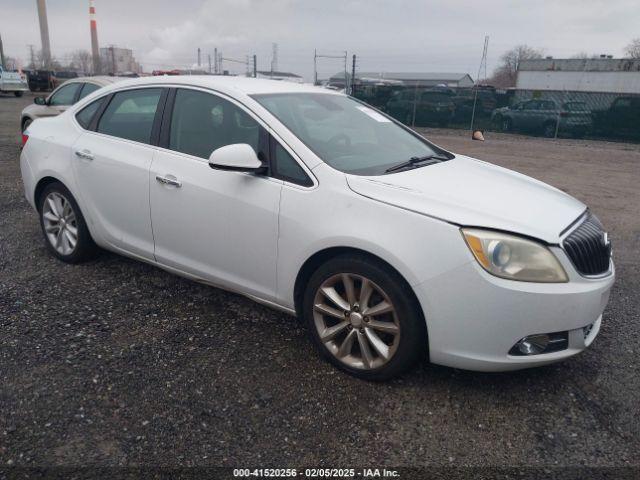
[19,76,614,380]
[0,66,29,97]
[20,76,122,132]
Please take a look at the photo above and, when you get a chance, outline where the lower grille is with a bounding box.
[563,213,611,276]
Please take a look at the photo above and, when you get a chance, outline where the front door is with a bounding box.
[149,88,282,300]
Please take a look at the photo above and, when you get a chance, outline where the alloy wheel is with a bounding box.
[42,192,78,256]
[313,273,401,370]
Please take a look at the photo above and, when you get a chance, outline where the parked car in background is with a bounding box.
[452,88,498,121]
[0,66,29,97]
[51,71,80,89]
[20,76,122,132]
[26,70,55,92]
[593,96,640,140]
[386,88,455,127]
[20,76,613,380]
[492,100,592,138]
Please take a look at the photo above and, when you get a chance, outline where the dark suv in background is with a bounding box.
[386,88,455,127]
[491,99,592,137]
[593,96,640,140]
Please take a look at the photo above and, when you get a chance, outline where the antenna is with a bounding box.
[470,35,489,133]
[271,43,278,74]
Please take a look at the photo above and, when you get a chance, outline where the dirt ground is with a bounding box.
[1,92,639,473]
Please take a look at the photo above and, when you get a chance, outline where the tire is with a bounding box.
[404,112,413,126]
[543,122,556,138]
[37,182,98,263]
[302,253,427,381]
[22,118,32,133]
[14,91,24,98]
[502,117,512,132]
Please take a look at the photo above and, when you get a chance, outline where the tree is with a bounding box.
[489,45,544,88]
[69,49,92,74]
[624,38,640,59]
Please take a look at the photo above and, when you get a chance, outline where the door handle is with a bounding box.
[155,175,182,188]
[74,149,94,161]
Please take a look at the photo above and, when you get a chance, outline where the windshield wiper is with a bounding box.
[385,154,450,173]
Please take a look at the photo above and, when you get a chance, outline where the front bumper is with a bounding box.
[415,246,614,372]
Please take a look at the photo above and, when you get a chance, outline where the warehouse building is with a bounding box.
[329,71,474,88]
[516,58,640,94]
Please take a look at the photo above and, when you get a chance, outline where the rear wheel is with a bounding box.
[14,91,24,98]
[303,254,427,380]
[38,182,98,263]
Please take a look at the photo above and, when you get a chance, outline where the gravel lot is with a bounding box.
[1,92,638,471]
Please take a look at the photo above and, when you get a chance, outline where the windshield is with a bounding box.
[252,93,448,175]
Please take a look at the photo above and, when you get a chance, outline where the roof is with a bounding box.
[95,75,335,96]
[256,70,302,78]
[61,76,126,86]
[519,58,640,72]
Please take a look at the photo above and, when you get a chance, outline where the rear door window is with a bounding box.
[75,97,106,129]
[78,82,101,100]
[97,88,163,144]
[49,83,81,106]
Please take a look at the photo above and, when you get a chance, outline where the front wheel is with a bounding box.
[303,254,427,380]
[38,182,98,263]
[14,91,24,97]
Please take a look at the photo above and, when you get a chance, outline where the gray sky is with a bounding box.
[1,0,638,80]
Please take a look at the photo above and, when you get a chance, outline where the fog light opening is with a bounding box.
[509,331,568,356]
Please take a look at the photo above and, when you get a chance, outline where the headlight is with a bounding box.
[461,228,568,283]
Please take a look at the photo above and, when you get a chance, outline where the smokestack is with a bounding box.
[89,0,101,74]
[0,34,6,70]
[36,0,52,68]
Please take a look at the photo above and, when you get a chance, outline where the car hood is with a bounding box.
[345,155,586,244]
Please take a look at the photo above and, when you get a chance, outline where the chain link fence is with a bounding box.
[352,83,640,141]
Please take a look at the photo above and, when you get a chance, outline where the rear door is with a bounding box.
[71,87,166,260]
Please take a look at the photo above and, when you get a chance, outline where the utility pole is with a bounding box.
[0,34,6,70]
[109,45,116,74]
[253,54,257,78]
[197,47,201,68]
[208,54,212,74]
[313,49,317,85]
[36,0,52,68]
[28,44,37,69]
[344,51,348,92]
[214,48,218,74]
[351,54,356,95]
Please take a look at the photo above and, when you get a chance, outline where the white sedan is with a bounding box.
[20,76,614,380]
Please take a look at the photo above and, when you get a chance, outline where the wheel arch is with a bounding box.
[21,115,33,131]
[34,175,66,210]
[293,246,427,336]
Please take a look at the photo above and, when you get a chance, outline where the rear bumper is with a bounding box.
[415,247,614,372]
[1,83,29,92]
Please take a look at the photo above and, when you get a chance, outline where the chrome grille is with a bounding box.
[563,213,611,276]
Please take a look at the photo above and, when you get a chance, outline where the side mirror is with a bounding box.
[34,97,47,106]
[208,143,265,173]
